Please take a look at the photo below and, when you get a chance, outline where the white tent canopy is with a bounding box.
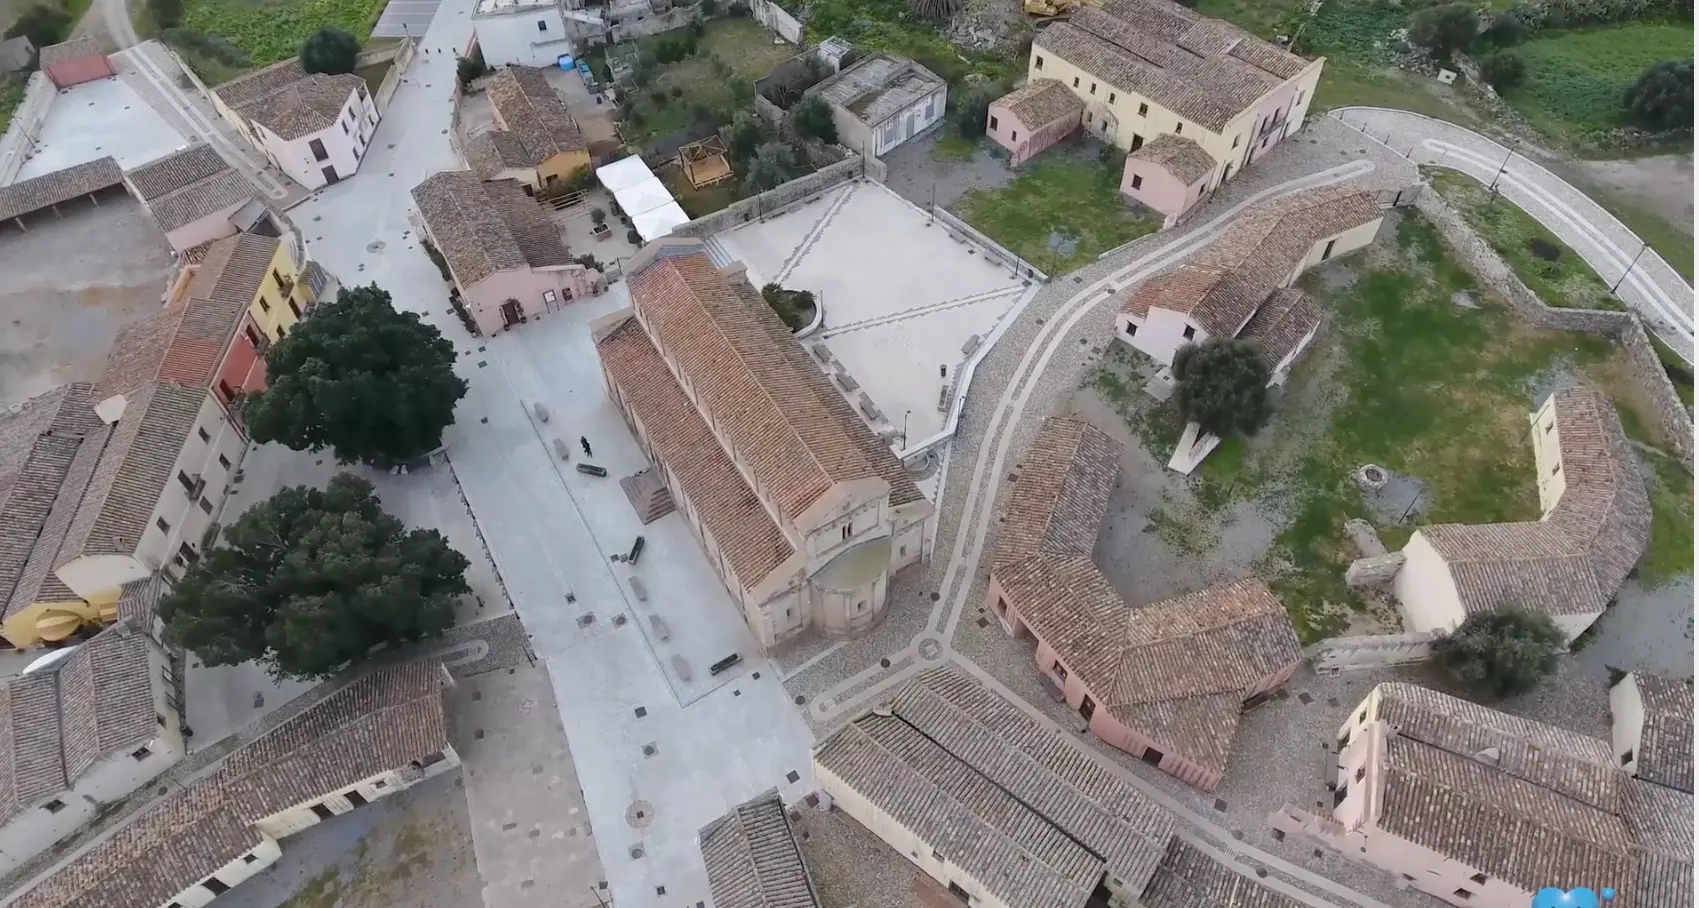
[596,156,689,243]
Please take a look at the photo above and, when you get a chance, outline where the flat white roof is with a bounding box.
[596,156,689,243]
[474,0,556,15]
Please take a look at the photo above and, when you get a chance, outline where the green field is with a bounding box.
[0,73,22,137]
[1505,23,1696,139]
[952,158,1158,274]
[613,18,798,146]
[179,0,388,68]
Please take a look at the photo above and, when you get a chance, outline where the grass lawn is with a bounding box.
[930,132,979,163]
[662,163,742,217]
[952,158,1158,274]
[1505,23,1696,141]
[1429,170,1623,311]
[0,73,23,137]
[179,0,389,68]
[620,18,796,146]
[803,0,1018,84]
[1264,214,1690,639]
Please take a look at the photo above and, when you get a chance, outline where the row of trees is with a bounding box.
[160,285,474,681]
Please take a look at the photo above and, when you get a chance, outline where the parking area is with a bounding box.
[716,180,1036,452]
[0,197,174,409]
[16,76,188,179]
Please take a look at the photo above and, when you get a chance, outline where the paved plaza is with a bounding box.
[717,181,1037,453]
[15,76,186,179]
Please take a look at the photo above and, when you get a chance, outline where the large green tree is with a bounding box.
[246,285,468,466]
[1435,608,1566,699]
[1407,4,1479,61]
[1173,339,1272,438]
[743,141,796,194]
[1623,59,1693,132]
[159,473,469,680]
[792,95,839,145]
[299,26,361,75]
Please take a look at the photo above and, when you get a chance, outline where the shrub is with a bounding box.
[148,0,184,31]
[3,5,70,49]
[591,207,607,226]
[688,18,706,38]
[721,111,764,162]
[1481,49,1527,90]
[627,228,643,245]
[761,283,816,331]
[649,88,666,105]
[160,28,251,68]
[1483,11,1524,46]
[1435,608,1566,699]
[299,26,360,75]
[742,141,796,194]
[792,95,838,144]
[907,0,962,21]
[1408,3,1479,60]
[700,0,718,14]
[952,82,998,138]
[456,54,488,87]
[1623,59,1693,131]
[1173,339,1272,438]
[669,84,685,98]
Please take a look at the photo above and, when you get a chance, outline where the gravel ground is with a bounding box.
[215,773,482,908]
[1577,574,1696,680]
[794,804,929,908]
[880,131,1016,211]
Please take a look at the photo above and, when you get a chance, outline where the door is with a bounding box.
[310,802,335,819]
[321,166,340,185]
[1078,695,1096,722]
[1140,746,1164,766]
[346,790,369,807]
[500,300,524,327]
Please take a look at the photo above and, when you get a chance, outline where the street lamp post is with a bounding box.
[1611,242,1649,296]
[1487,146,1514,195]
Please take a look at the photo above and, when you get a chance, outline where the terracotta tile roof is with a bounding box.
[185,231,281,306]
[217,58,365,141]
[1127,133,1216,186]
[1620,779,1693,908]
[10,661,452,908]
[1416,388,1651,620]
[484,66,586,169]
[698,789,821,908]
[125,144,230,200]
[1120,186,1381,337]
[0,157,123,223]
[991,419,1300,775]
[598,317,795,588]
[57,623,157,780]
[628,246,920,518]
[58,382,208,562]
[992,79,1084,130]
[1239,287,1320,367]
[410,172,572,289]
[0,386,105,613]
[1033,0,1307,133]
[37,35,101,68]
[815,666,1172,908]
[1139,838,1304,908]
[0,671,67,823]
[116,577,159,627]
[1625,673,1692,793]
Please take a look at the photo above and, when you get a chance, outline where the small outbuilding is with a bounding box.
[805,52,945,158]
[38,36,114,90]
[985,79,1083,167]
[0,36,35,73]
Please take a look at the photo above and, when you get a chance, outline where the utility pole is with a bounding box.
[1611,243,1649,295]
[1487,146,1514,195]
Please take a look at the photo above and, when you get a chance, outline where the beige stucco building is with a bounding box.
[1274,682,1691,908]
[1115,185,1383,381]
[1391,388,1652,644]
[1030,0,1324,222]
[123,144,259,255]
[593,239,934,652]
[1609,672,1692,794]
[411,170,602,334]
[212,59,380,190]
[698,789,821,908]
[0,620,185,877]
[805,53,946,158]
[11,660,458,908]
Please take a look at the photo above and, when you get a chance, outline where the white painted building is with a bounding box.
[211,59,380,190]
[806,53,945,158]
[472,0,575,67]
[0,621,186,877]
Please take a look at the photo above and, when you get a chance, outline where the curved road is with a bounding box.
[1330,106,1695,363]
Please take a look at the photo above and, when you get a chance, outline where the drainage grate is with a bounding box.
[1297,692,1313,705]
[629,845,645,859]
[634,706,647,718]
[786,769,800,784]
[613,614,628,627]
[642,743,658,757]
[577,614,596,628]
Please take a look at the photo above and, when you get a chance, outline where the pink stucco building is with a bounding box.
[410,171,603,335]
[985,79,1083,166]
[983,416,1301,791]
[1272,682,1691,908]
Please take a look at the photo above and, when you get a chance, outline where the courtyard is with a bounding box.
[0,196,175,409]
[14,75,188,179]
[715,179,1038,453]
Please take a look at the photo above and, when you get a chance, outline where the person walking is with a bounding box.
[580,436,593,457]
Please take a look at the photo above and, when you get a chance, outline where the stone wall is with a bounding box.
[1308,629,1443,673]
[1416,191,1694,469]
[369,38,419,113]
[1344,552,1405,587]
[669,154,878,238]
[0,71,54,186]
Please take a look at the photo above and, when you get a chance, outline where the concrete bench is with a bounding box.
[649,615,670,641]
[629,576,648,602]
[553,437,569,460]
[672,654,692,682]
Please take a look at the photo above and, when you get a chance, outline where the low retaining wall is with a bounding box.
[669,154,877,238]
[0,71,56,186]
[1417,191,1694,469]
[932,207,1048,283]
[369,38,419,113]
[1308,629,1442,673]
[750,0,804,43]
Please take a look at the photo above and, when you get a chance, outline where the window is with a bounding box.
[1010,130,1018,142]
[1053,661,1068,682]
[1621,749,1634,765]
[341,121,349,135]
[1453,889,1472,901]
[203,879,231,896]
[1354,765,1365,782]
[1034,55,1044,69]
[179,542,199,564]
[1078,695,1096,721]
[157,516,172,533]
[1322,239,1337,260]
[1072,76,1079,88]
[988,115,999,131]
[218,381,236,400]
[288,298,301,318]
[841,523,853,540]
[1544,421,1554,434]
[1089,82,1097,95]
[1295,89,1304,105]
[1130,174,1143,190]
[543,289,558,304]
[218,454,232,470]
[1130,134,1144,151]
[246,325,264,347]
[197,427,210,442]
[178,470,196,492]
[259,297,272,312]
[1552,463,1561,476]
[243,854,260,864]
[1470,873,1488,885]
[43,799,65,813]
[1123,321,1137,337]
[310,803,336,820]
[309,138,328,162]
[131,746,152,761]
[373,779,387,789]
[1108,91,1116,103]
[199,498,214,514]
[931,850,944,863]
[536,17,547,29]
[1175,123,1183,134]
[1358,709,1367,724]
[158,713,168,726]
[1086,112,1093,124]
[947,882,971,903]
[1182,325,1196,340]
[1138,102,1148,116]
[1331,785,1347,807]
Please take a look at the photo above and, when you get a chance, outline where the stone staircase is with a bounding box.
[703,235,738,270]
[620,470,677,524]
